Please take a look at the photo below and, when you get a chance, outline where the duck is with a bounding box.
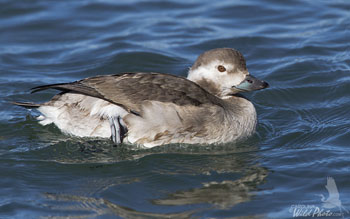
[13,48,269,148]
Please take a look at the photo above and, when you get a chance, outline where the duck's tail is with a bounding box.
[11,101,42,109]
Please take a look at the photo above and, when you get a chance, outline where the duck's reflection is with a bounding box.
[44,193,197,218]
[151,148,268,209]
[153,163,268,209]
[43,142,269,217]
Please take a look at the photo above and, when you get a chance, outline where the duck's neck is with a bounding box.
[193,78,222,97]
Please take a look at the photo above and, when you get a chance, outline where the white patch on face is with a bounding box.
[187,60,248,97]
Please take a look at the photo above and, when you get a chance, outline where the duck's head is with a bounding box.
[187,48,269,98]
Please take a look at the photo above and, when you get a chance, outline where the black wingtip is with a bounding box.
[30,83,70,94]
[11,101,41,108]
[30,85,54,94]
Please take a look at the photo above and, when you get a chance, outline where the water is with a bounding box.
[1,0,349,218]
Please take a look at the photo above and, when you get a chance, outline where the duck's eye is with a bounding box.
[217,65,226,72]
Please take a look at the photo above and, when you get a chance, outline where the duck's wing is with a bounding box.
[31,73,223,114]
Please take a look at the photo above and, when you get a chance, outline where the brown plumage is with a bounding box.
[31,73,224,114]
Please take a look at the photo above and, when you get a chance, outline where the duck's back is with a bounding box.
[32,73,223,113]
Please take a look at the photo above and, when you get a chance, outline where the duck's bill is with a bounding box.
[233,75,269,92]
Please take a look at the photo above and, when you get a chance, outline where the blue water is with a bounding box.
[1,0,349,218]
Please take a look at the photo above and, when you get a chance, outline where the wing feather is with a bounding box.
[31,73,223,114]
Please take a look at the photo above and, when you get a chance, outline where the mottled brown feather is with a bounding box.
[31,72,225,114]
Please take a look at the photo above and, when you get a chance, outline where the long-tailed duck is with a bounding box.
[13,48,269,148]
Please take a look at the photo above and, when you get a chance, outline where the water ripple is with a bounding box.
[1,0,350,217]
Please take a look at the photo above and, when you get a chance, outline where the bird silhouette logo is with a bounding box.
[317,177,348,215]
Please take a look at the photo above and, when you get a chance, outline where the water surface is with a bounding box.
[1,0,349,218]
